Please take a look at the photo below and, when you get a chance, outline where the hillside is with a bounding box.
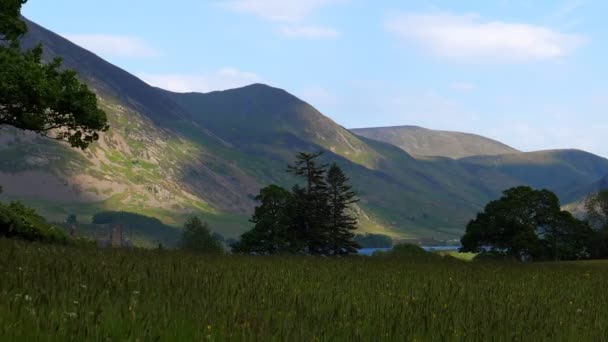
[459,149,608,202]
[2,18,608,244]
[351,125,519,159]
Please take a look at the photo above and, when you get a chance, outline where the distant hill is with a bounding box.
[459,149,608,202]
[351,126,519,159]
[2,18,608,244]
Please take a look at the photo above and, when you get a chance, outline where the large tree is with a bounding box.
[584,190,608,258]
[287,152,331,255]
[326,163,360,255]
[231,185,301,255]
[461,186,591,261]
[0,0,108,149]
[584,190,608,230]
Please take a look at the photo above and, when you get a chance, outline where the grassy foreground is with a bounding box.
[1,240,607,341]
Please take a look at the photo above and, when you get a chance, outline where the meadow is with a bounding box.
[1,239,607,341]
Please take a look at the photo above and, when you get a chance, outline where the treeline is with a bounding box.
[461,186,608,261]
[231,152,360,256]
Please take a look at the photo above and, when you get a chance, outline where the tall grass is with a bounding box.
[1,239,607,341]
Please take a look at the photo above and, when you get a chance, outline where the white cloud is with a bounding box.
[385,13,587,62]
[62,34,159,58]
[223,0,344,22]
[139,68,263,93]
[279,25,340,39]
[449,82,474,92]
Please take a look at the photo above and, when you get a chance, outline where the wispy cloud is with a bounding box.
[222,0,343,39]
[279,25,340,39]
[62,34,159,58]
[222,0,344,22]
[139,68,263,93]
[385,12,587,63]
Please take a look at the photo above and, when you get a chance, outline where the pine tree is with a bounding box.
[287,152,331,255]
[326,163,360,255]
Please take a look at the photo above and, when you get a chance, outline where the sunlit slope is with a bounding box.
[352,125,519,159]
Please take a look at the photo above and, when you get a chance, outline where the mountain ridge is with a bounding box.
[351,125,519,159]
[2,18,607,244]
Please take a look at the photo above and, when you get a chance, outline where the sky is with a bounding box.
[22,0,608,157]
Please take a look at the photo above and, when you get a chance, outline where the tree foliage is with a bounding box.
[0,201,71,244]
[0,0,27,44]
[461,186,592,261]
[584,190,608,230]
[231,185,300,255]
[326,163,360,255]
[180,217,223,254]
[0,0,108,149]
[234,152,360,256]
[288,151,331,254]
[584,190,608,258]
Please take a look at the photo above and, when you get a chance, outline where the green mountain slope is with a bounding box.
[459,149,608,202]
[351,125,519,159]
[2,19,607,244]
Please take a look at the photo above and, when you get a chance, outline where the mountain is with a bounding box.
[459,150,608,202]
[351,125,519,159]
[2,18,608,245]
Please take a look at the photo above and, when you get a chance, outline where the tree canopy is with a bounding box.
[0,0,108,149]
[461,186,592,261]
[233,152,360,256]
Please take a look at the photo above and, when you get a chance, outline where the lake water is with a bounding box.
[358,246,461,256]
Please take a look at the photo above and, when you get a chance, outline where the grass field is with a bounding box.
[1,239,607,341]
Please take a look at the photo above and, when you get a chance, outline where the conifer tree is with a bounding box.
[287,151,331,254]
[326,163,360,255]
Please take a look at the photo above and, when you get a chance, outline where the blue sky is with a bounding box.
[23,0,608,157]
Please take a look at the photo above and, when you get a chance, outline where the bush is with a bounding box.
[180,217,223,254]
[0,201,71,244]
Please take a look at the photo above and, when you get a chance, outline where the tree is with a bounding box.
[584,190,608,258]
[584,190,608,230]
[180,217,223,254]
[287,151,331,254]
[231,185,301,255]
[461,186,589,261]
[326,163,360,255]
[0,0,108,149]
[0,1,27,44]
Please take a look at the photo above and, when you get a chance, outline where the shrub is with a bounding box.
[0,201,71,244]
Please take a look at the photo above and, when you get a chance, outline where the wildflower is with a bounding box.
[207,324,212,330]
[24,295,32,302]
[80,284,87,289]
[73,300,79,305]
